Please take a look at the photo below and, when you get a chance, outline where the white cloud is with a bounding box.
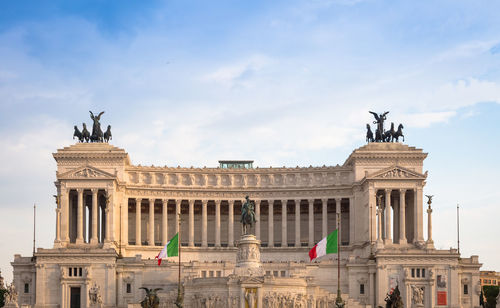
[202,55,271,87]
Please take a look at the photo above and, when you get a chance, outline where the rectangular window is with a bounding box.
[265,271,271,276]
[79,268,83,277]
[273,271,278,277]
[422,269,426,278]
[464,284,468,295]
[74,267,78,277]
[126,283,131,294]
[209,271,214,278]
[416,268,420,278]
[411,269,415,278]
[360,284,365,295]
[201,271,206,278]
[24,283,29,293]
[281,271,286,277]
[69,268,72,277]
[216,271,221,277]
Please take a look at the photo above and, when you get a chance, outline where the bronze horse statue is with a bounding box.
[241,196,256,235]
[392,124,404,142]
[366,124,374,143]
[140,287,162,308]
[384,286,403,308]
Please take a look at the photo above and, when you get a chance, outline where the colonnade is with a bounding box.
[375,188,422,245]
[127,198,352,248]
[55,188,112,245]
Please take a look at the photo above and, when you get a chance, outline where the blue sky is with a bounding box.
[1,0,500,282]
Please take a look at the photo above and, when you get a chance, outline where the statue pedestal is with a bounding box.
[234,234,263,277]
[4,303,19,308]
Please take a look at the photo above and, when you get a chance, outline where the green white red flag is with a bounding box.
[309,230,338,261]
[156,233,179,266]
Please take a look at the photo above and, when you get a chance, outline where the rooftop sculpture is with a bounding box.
[366,111,404,143]
[73,111,112,143]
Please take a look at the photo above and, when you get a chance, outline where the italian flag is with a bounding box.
[309,230,338,261]
[155,233,179,266]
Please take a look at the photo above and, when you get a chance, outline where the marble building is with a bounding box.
[11,141,481,307]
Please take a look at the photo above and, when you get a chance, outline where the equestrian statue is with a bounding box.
[241,196,257,235]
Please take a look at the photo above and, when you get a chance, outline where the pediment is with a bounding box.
[367,165,427,180]
[58,165,116,180]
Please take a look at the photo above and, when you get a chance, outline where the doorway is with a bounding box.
[70,287,81,308]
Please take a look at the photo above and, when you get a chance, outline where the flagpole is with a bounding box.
[32,204,36,261]
[335,212,344,308]
[176,210,183,308]
[457,204,460,255]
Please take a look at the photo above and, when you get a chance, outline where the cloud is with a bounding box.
[202,55,271,88]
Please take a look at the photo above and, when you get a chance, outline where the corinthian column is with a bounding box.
[268,200,274,247]
[215,200,221,247]
[76,189,84,244]
[91,189,99,244]
[295,199,301,247]
[282,200,287,247]
[426,200,434,249]
[135,198,141,246]
[175,200,181,234]
[399,190,407,244]
[322,198,328,238]
[162,199,168,245]
[228,200,234,247]
[148,199,155,246]
[202,200,208,247]
[189,200,194,247]
[255,200,261,240]
[308,199,314,247]
[55,208,61,243]
[384,189,392,244]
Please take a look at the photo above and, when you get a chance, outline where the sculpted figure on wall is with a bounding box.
[411,285,424,305]
[88,282,102,306]
[5,283,18,306]
[245,289,256,308]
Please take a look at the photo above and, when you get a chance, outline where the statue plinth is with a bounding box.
[234,234,264,277]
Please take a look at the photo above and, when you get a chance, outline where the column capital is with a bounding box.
[295,199,301,204]
[136,198,142,203]
[385,189,392,194]
[321,198,328,203]
[335,197,342,202]
[228,199,235,204]
[149,198,155,203]
[214,199,221,204]
[162,198,169,204]
[188,199,195,205]
[175,199,182,205]
[201,200,208,205]
[76,188,84,193]
[91,188,99,194]
[308,198,315,204]
[399,188,407,194]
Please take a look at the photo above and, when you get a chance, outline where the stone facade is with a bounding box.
[11,142,481,307]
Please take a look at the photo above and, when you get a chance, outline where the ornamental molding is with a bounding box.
[123,187,354,200]
[366,165,427,180]
[58,165,116,180]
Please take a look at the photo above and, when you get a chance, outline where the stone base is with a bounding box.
[234,234,264,277]
[4,302,19,308]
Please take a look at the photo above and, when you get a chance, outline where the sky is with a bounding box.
[1,0,500,283]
